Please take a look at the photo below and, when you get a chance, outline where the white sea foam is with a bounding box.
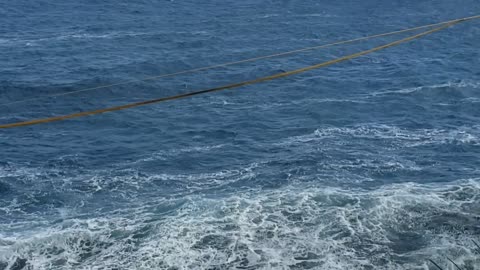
[83,161,260,194]
[1,179,479,269]
[462,97,480,103]
[0,30,206,47]
[369,80,480,97]
[278,124,480,148]
[128,143,226,164]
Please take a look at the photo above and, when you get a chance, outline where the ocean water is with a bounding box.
[1,0,480,269]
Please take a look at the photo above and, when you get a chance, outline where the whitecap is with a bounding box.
[277,124,480,148]
[2,179,479,269]
[369,80,480,97]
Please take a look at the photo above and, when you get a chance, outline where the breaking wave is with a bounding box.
[1,180,479,269]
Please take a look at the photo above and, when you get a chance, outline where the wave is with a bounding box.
[278,124,480,148]
[130,144,226,163]
[0,30,212,47]
[368,80,480,97]
[0,158,261,212]
[1,179,479,269]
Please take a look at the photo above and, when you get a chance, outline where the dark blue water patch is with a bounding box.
[0,180,10,194]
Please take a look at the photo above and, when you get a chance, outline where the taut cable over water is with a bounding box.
[2,14,479,108]
[0,15,479,129]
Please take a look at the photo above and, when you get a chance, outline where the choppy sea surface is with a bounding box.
[1,1,480,269]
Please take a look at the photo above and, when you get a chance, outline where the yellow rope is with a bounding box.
[1,14,479,107]
[1,15,478,129]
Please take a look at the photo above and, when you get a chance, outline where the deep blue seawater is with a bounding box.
[1,0,480,269]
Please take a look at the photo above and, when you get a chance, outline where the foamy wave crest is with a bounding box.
[0,30,213,47]
[369,80,480,96]
[279,124,480,147]
[130,144,226,163]
[1,180,479,269]
[80,162,259,195]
